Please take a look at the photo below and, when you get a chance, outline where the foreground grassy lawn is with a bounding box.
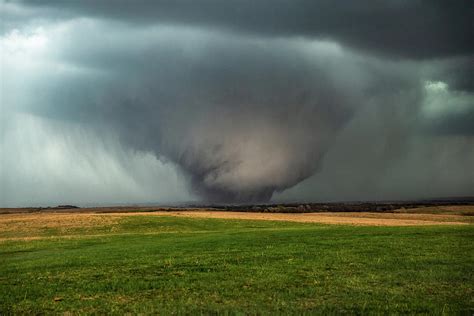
[0,216,473,314]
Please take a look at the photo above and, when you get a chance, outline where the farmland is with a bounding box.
[1,209,473,314]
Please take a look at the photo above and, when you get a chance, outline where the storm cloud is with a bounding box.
[1,1,473,205]
[10,0,474,59]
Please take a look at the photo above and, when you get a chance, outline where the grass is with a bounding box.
[0,215,473,314]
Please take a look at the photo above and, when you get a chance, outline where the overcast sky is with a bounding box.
[1,0,473,206]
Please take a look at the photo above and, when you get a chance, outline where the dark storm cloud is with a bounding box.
[1,1,473,205]
[415,57,474,136]
[429,58,474,93]
[13,0,474,59]
[427,111,474,136]
[20,23,419,202]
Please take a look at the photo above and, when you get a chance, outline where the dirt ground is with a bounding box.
[1,208,471,239]
[110,211,470,226]
[0,213,123,240]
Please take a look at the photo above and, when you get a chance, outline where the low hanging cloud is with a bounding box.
[3,20,421,202]
[1,1,473,205]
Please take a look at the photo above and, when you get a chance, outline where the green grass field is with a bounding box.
[1,215,473,314]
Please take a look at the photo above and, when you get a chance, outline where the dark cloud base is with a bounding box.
[16,0,474,59]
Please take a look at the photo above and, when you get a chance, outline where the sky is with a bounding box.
[1,0,473,206]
